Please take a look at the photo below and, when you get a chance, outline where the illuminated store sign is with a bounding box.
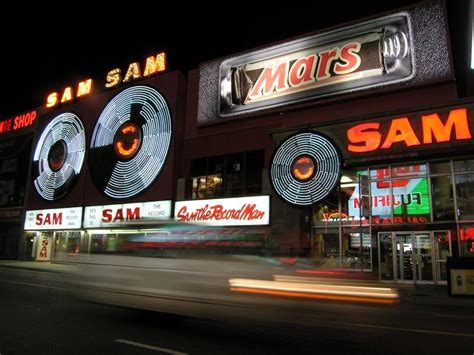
[24,207,82,230]
[219,15,411,116]
[175,196,270,226]
[105,52,167,89]
[346,108,472,154]
[44,52,167,108]
[0,110,37,135]
[36,233,52,261]
[46,79,93,108]
[83,200,172,228]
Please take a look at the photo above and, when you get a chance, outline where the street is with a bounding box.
[0,267,473,354]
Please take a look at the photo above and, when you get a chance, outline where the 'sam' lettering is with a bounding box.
[347,108,473,153]
[35,213,63,225]
[102,208,140,223]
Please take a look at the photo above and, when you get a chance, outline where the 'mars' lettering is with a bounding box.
[248,42,361,101]
[347,108,472,153]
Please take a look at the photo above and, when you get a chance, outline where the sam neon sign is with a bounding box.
[347,108,472,153]
[45,52,167,108]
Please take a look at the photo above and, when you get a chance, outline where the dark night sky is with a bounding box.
[0,1,451,119]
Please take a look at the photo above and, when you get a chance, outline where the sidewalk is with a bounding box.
[0,259,471,308]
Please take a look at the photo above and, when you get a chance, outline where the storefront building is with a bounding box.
[181,0,471,284]
[22,0,474,285]
[0,109,39,259]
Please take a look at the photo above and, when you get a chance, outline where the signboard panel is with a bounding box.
[219,16,411,116]
[25,207,82,230]
[83,200,172,228]
[174,196,270,226]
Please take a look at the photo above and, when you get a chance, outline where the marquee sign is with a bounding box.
[312,104,474,164]
[174,196,270,226]
[219,15,412,116]
[24,207,82,230]
[83,200,172,228]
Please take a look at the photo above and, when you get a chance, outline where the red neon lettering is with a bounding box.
[333,42,361,74]
[316,49,338,80]
[249,61,288,99]
[288,56,316,87]
[422,108,472,143]
[347,123,381,152]
[381,117,421,149]
[102,209,112,223]
[176,204,265,222]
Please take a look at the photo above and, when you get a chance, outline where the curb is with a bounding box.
[0,263,68,274]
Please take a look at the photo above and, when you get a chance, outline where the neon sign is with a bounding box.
[0,110,37,135]
[219,15,412,116]
[347,108,472,153]
[46,78,93,108]
[44,52,168,108]
[105,52,167,89]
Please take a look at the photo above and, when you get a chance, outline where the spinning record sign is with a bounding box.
[270,131,341,206]
[89,85,172,199]
[32,112,86,201]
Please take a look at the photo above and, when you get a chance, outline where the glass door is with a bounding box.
[394,232,414,282]
[433,231,451,283]
[378,231,451,284]
[379,232,394,281]
[413,232,433,282]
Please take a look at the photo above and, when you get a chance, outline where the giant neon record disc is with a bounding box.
[89,85,172,199]
[32,112,86,201]
[270,131,341,206]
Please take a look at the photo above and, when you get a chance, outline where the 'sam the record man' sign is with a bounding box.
[174,196,270,226]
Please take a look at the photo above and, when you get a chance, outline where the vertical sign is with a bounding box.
[36,233,52,261]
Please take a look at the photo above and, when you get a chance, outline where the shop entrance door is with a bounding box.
[378,231,451,284]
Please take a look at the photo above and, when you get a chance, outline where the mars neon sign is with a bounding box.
[347,108,471,153]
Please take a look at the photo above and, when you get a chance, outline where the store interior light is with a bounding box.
[340,176,354,183]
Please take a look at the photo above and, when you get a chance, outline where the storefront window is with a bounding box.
[245,150,264,195]
[370,166,389,180]
[91,233,108,253]
[453,159,474,173]
[192,175,223,199]
[456,174,474,220]
[370,179,392,224]
[313,189,339,228]
[342,226,371,270]
[379,232,394,280]
[340,169,368,226]
[189,150,263,199]
[312,228,340,269]
[430,161,451,174]
[431,176,455,221]
[391,164,427,178]
[392,177,430,224]
[66,232,81,254]
[459,225,474,256]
